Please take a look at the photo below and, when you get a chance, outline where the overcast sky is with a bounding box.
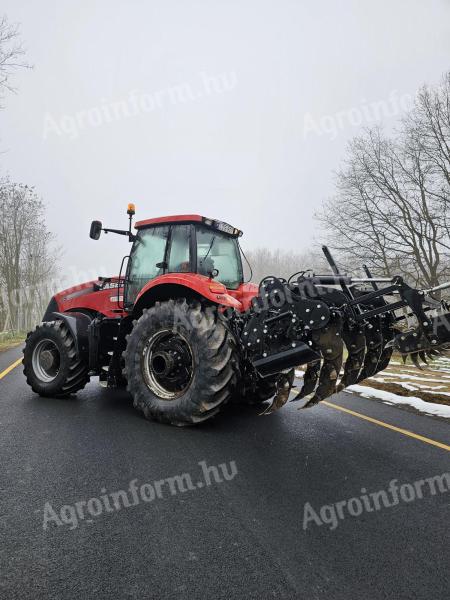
[1,0,449,284]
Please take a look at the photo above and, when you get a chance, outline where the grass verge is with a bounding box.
[0,332,26,353]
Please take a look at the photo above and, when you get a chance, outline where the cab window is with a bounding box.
[196,225,242,289]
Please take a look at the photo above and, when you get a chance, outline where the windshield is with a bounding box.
[196,225,243,289]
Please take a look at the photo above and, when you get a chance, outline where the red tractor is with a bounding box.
[23,206,450,425]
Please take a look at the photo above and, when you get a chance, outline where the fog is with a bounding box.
[1,0,449,285]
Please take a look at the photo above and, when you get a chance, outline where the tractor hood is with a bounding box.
[44,277,126,320]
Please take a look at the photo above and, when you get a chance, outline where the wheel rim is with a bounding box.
[142,329,194,400]
[32,339,61,383]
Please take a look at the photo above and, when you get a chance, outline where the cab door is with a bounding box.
[124,225,170,307]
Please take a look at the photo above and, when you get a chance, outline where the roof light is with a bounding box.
[202,217,243,237]
[127,203,136,216]
[213,220,235,235]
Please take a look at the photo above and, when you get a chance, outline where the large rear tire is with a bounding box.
[123,300,238,425]
[23,321,90,397]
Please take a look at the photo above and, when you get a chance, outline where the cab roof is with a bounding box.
[135,214,243,237]
[135,214,203,228]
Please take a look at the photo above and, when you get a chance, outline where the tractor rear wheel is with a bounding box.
[23,320,90,397]
[123,299,238,425]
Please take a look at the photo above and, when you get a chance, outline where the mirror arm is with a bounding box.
[103,228,136,241]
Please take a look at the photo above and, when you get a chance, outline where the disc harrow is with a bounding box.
[234,246,450,414]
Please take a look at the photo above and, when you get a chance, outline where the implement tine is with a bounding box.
[259,370,294,415]
[336,325,366,392]
[375,346,394,374]
[299,312,344,409]
[418,350,429,365]
[291,360,321,402]
[356,318,383,383]
[410,353,423,370]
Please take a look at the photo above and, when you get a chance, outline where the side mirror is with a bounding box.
[90,220,102,240]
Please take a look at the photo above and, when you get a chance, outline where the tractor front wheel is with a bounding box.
[123,300,238,425]
[23,321,90,397]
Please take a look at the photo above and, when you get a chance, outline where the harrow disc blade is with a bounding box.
[429,349,442,356]
[376,346,394,373]
[356,317,383,383]
[299,312,344,409]
[259,370,294,415]
[300,394,322,410]
[291,359,321,402]
[410,353,423,370]
[336,325,366,392]
[418,351,429,365]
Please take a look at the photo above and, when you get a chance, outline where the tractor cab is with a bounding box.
[124,215,244,307]
[89,207,248,311]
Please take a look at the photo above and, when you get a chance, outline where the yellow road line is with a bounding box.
[323,400,450,452]
[0,358,22,381]
[1,357,448,453]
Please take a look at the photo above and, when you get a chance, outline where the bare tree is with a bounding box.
[0,179,57,331]
[0,15,44,332]
[317,73,450,288]
[0,14,30,106]
[402,72,450,241]
[244,247,328,285]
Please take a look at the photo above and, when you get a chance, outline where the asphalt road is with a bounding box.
[0,345,449,600]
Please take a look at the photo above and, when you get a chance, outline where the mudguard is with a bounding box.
[44,311,93,359]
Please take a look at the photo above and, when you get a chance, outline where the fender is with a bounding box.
[134,273,242,311]
[45,311,93,358]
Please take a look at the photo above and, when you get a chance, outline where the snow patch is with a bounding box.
[397,382,419,391]
[346,385,450,418]
[382,373,450,383]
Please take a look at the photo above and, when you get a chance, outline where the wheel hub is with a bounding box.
[151,351,175,376]
[142,330,194,400]
[39,349,55,371]
[32,339,60,383]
